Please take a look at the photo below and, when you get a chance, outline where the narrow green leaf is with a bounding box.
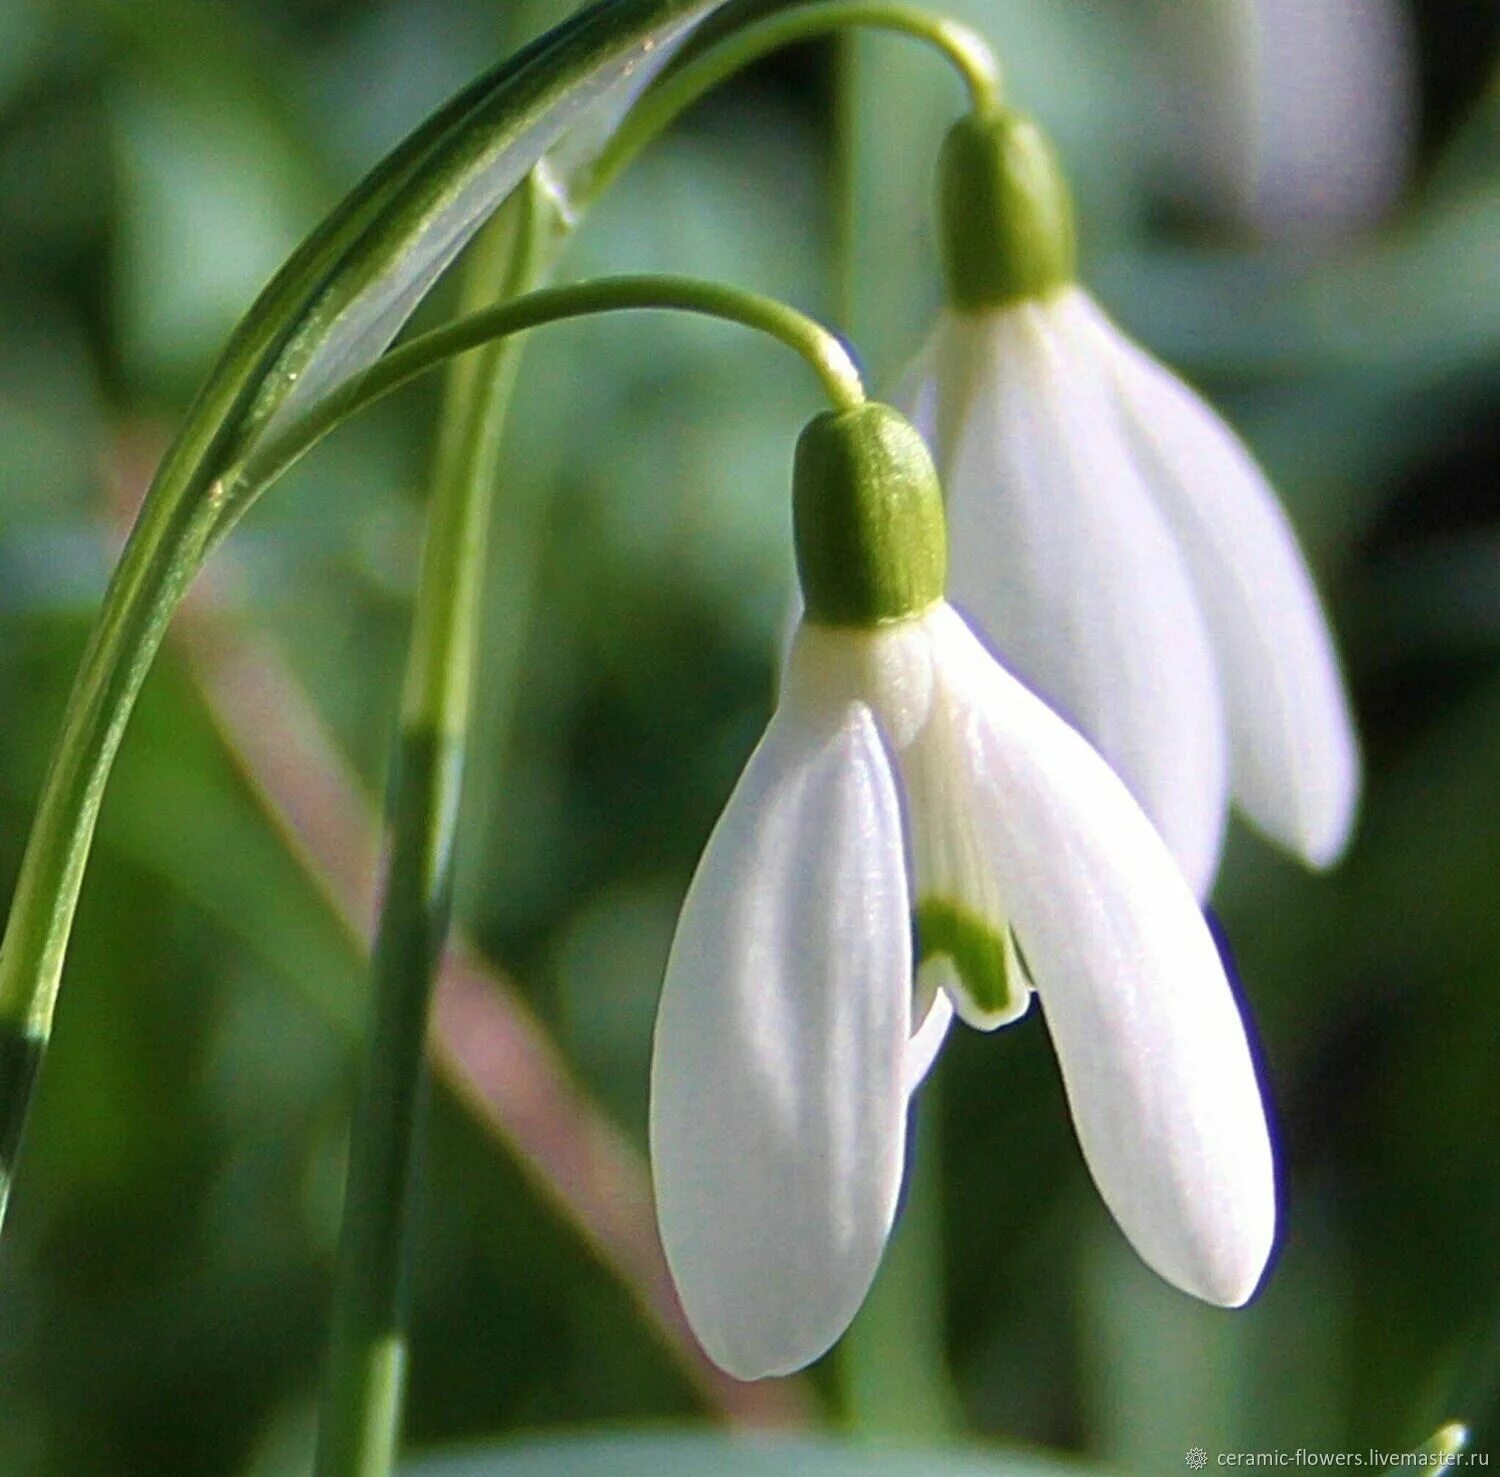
[0,0,724,1234]
[253,0,717,446]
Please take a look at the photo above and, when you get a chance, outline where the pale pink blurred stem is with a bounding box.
[104,428,810,1427]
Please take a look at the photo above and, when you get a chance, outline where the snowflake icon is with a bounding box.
[1186,1449,1209,1471]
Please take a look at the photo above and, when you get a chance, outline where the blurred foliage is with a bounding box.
[0,1,1497,1474]
[407,1430,1104,1474]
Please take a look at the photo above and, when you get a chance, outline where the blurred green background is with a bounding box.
[1,0,1498,1472]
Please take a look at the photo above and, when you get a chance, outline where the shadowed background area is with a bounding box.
[0,0,1497,1473]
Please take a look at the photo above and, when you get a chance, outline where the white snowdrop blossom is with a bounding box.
[906,109,1360,897]
[649,405,1276,1381]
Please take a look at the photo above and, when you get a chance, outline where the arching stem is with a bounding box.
[218,274,865,521]
[588,0,1002,201]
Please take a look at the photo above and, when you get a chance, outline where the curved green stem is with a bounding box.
[305,271,854,1477]
[218,274,864,516]
[0,0,725,1234]
[0,474,225,1220]
[588,0,1001,201]
[0,268,853,1231]
[313,180,551,1477]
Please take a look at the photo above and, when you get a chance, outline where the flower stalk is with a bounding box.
[218,275,866,511]
[589,0,1000,201]
[313,179,550,1477]
[0,470,223,1226]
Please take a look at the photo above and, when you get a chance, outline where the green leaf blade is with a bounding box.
[0,0,724,1240]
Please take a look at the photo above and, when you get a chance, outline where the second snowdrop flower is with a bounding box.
[905,108,1360,896]
[650,403,1275,1381]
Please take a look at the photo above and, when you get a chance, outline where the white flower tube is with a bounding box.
[792,603,1276,1305]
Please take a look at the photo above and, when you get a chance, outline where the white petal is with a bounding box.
[930,302,1230,898]
[775,625,961,1091]
[902,703,1034,1031]
[650,658,911,1379]
[788,622,1030,1031]
[926,605,1276,1306]
[904,989,954,1096]
[1067,293,1360,868]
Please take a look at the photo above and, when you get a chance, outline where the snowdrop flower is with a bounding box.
[903,109,1360,897]
[650,403,1275,1380]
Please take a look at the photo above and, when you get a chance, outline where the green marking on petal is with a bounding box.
[914,896,1023,1023]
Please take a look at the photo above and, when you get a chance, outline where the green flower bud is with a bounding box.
[793,403,947,627]
[938,109,1076,311]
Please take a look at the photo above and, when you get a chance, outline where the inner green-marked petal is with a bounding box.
[914,896,1022,1019]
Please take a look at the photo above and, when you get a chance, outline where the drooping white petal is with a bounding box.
[918,301,1230,898]
[776,621,965,1088]
[923,604,1275,1306]
[650,651,911,1379]
[1064,292,1361,868]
